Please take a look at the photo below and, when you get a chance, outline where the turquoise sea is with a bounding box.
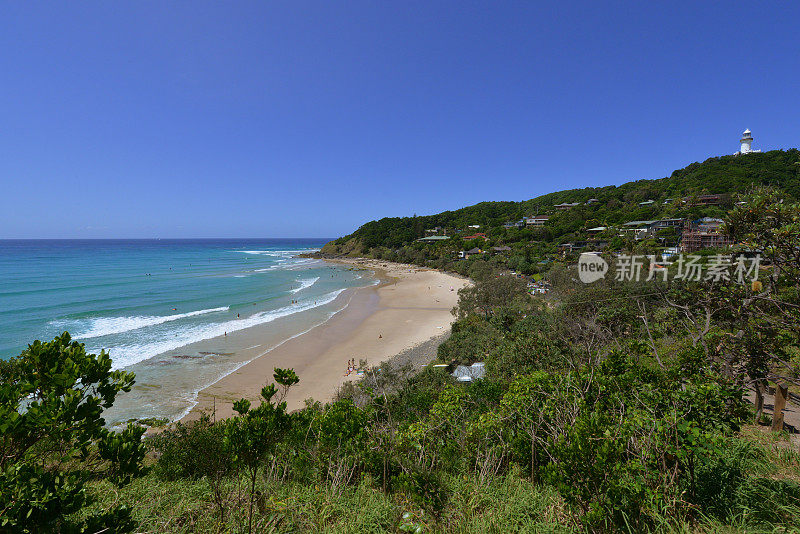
[0,239,372,422]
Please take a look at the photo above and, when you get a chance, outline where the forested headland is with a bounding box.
[320,149,800,276]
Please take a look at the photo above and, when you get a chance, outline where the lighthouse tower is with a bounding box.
[738,129,761,155]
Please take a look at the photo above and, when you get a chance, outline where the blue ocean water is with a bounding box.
[0,239,372,421]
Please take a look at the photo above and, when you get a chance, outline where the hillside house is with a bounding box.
[684,194,724,206]
[554,202,580,210]
[459,247,483,259]
[529,279,551,294]
[620,220,656,240]
[462,232,487,241]
[649,218,685,231]
[618,219,685,240]
[525,215,549,227]
[558,241,589,253]
[697,217,724,231]
[697,194,724,205]
[416,235,451,243]
[662,247,679,260]
[680,218,732,252]
[504,220,525,229]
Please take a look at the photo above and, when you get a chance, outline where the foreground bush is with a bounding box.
[0,333,146,532]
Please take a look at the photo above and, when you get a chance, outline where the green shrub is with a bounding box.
[0,333,145,532]
[148,414,230,481]
[394,468,449,517]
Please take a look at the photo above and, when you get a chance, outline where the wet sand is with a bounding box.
[183,260,469,420]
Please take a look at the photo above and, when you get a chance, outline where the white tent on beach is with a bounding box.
[452,362,485,382]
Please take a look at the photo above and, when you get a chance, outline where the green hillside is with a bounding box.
[322,149,800,255]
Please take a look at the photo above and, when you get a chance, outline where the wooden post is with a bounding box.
[771,382,789,432]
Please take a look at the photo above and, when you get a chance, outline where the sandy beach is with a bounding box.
[183,260,469,421]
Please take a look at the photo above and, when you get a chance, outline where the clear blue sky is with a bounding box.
[1,2,798,239]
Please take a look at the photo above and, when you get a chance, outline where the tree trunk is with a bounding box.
[248,467,258,534]
[771,383,789,432]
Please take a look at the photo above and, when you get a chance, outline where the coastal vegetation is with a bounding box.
[0,334,146,532]
[3,157,800,532]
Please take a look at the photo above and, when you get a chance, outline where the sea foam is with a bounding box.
[169,294,353,423]
[94,289,346,369]
[59,306,230,339]
[291,277,319,293]
[238,249,316,257]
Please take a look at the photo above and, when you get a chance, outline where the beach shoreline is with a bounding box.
[181,259,470,422]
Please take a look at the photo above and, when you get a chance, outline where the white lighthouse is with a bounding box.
[737,129,761,155]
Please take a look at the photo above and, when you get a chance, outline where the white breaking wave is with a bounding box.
[238,248,318,257]
[95,289,346,369]
[249,258,321,273]
[291,277,319,293]
[168,293,354,423]
[58,307,231,340]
